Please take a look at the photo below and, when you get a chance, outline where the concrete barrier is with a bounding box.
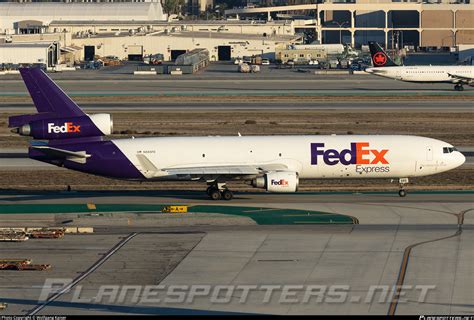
[314,70,350,75]
[170,70,183,75]
[0,227,94,234]
[54,65,77,72]
[353,70,370,75]
[133,71,157,75]
[77,227,94,233]
[0,70,20,75]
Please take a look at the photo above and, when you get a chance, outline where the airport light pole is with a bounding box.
[394,30,404,50]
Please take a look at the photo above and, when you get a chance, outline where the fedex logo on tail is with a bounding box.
[271,179,289,186]
[311,142,389,166]
[47,122,81,134]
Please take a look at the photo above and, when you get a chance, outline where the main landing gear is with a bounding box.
[206,182,233,201]
[398,177,409,197]
[454,84,464,91]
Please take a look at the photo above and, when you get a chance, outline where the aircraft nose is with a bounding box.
[365,68,374,74]
[454,151,466,168]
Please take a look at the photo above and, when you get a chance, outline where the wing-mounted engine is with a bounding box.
[251,171,299,192]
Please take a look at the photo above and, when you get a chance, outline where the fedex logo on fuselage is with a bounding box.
[311,142,389,166]
[47,122,81,134]
[271,179,289,186]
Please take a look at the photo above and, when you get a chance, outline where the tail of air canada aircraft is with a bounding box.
[8,68,113,141]
[368,42,398,67]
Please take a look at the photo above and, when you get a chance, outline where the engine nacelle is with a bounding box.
[252,171,299,193]
[13,114,113,140]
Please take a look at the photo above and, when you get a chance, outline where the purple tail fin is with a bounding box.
[9,68,112,141]
[9,68,86,128]
[19,68,85,116]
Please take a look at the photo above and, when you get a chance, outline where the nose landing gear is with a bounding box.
[398,178,409,197]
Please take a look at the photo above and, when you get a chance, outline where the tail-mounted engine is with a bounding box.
[10,114,113,140]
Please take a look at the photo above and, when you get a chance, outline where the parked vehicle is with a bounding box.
[238,63,251,73]
[250,65,260,73]
[261,58,270,65]
[350,62,362,71]
[339,59,349,69]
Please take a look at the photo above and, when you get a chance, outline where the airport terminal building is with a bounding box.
[0,0,473,66]
[225,2,474,48]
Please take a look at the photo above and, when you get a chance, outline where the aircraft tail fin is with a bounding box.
[9,68,112,141]
[9,68,86,128]
[368,42,398,67]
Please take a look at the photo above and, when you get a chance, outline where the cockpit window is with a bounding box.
[443,147,457,154]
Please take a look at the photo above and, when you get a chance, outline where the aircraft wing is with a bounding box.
[135,153,289,179]
[448,73,474,83]
[163,163,288,176]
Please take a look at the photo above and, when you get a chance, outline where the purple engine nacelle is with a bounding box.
[12,114,113,140]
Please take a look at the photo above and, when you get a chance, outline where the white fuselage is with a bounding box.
[112,135,465,181]
[366,65,474,84]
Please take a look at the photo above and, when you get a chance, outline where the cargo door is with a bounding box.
[127,45,143,61]
[218,46,231,61]
[171,50,186,61]
[84,46,95,61]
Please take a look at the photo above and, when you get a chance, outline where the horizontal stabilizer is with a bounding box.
[31,146,90,164]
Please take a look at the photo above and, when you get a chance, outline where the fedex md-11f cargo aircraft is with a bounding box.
[365,42,474,91]
[9,68,465,200]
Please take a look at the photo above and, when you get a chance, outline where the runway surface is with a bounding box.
[1,76,473,95]
[1,189,472,210]
[1,100,473,111]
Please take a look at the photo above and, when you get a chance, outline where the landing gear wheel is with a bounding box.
[221,189,233,201]
[455,84,464,91]
[398,189,407,197]
[209,188,222,200]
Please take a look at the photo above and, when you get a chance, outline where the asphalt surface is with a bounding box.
[1,190,473,205]
[0,191,473,315]
[1,74,473,95]
[1,100,473,111]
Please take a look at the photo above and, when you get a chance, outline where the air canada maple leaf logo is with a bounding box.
[373,52,387,66]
